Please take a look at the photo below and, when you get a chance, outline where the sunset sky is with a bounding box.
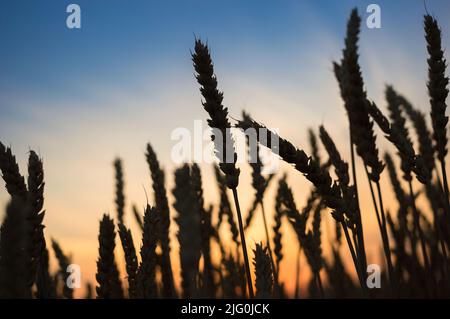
[1,0,450,297]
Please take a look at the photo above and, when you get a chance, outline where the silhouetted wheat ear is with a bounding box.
[192,39,240,189]
[399,96,435,174]
[237,116,347,223]
[27,151,44,215]
[113,158,125,225]
[425,14,450,207]
[95,214,124,299]
[283,182,322,278]
[367,100,429,184]
[241,111,277,281]
[253,243,273,298]
[335,8,383,183]
[319,126,359,230]
[27,150,49,294]
[383,87,432,280]
[192,41,252,296]
[145,143,175,298]
[280,179,309,245]
[0,142,27,198]
[307,203,325,297]
[51,239,73,299]
[386,86,416,180]
[191,164,216,297]
[319,126,349,186]
[306,204,323,275]
[173,164,202,298]
[136,205,159,298]
[0,197,32,298]
[273,178,284,272]
[118,223,138,298]
[425,14,449,162]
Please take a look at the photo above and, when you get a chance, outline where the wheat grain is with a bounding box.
[399,96,436,175]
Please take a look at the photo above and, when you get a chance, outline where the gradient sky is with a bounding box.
[1,0,450,297]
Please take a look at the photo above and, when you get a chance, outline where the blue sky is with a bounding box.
[2,0,449,113]
[1,0,450,296]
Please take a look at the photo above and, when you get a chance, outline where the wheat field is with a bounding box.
[1,7,450,299]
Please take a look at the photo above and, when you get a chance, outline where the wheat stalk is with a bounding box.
[192,39,254,298]
[136,205,159,298]
[145,143,175,297]
[213,165,240,252]
[173,165,202,298]
[95,215,124,299]
[253,243,273,298]
[191,164,216,297]
[425,14,449,202]
[118,223,138,298]
[273,178,285,282]
[241,112,277,283]
[27,150,52,296]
